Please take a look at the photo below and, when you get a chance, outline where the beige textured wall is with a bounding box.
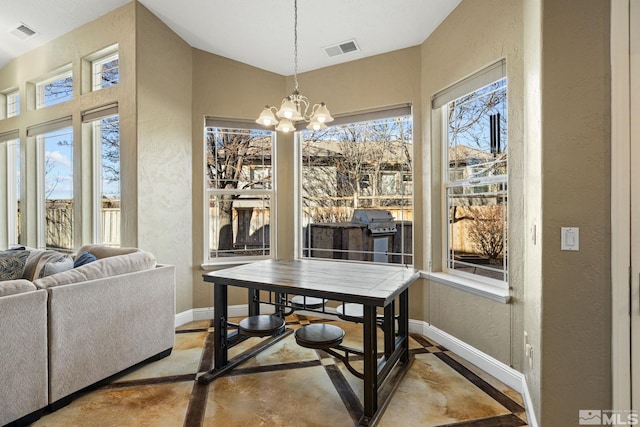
[421,0,525,369]
[538,1,611,425]
[134,3,194,313]
[190,49,285,307]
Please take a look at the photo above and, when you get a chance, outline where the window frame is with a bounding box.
[434,63,509,293]
[296,107,414,265]
[7,90,20,118]
[35,69,73,109]
[2,136,20,246]
[203,120,276,265]
[92,51,119,91]
[34,124,75,252]
[89,112,120,247]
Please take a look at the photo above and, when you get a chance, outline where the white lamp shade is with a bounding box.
[256,107,279,126]
[306,119,327,131]
[275,118,295,132]
[312,102,334,123]
[276,98,302,120]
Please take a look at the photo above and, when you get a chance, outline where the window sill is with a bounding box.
[422,271,511,303]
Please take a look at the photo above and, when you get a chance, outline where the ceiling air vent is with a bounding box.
[10,23,37,40]
[324,39,359,58]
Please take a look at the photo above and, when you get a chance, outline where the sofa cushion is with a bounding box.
[0,279,37,297]
[73,251,98,268]
[33,250,157,289]
[76,244,140,259]
[0,250,29,281]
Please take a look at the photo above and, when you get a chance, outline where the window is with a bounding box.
[36,70,73,109]
[1,136,21,245]
[439,64,508,285]
[7,91,19,118]
[36,125,74,251]
[204,122,274,262]
[300,108,413,264]
[92,52,119,91]
[93,115,120,246]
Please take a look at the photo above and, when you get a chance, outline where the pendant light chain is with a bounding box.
[254,0,333,131]
[293,0,299,92]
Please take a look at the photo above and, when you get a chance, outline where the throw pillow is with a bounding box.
[34,251,74,279]
[0,250,30,281]
[74,251,97,268]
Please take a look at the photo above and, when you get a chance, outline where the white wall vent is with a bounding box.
[10,23,37,40]
[324,39,359,58]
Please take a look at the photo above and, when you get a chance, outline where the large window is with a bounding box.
[2,136,20,245]
[205,122,274,262]
[439,63,508,285]
[37,126,74,251]
[93,115,120,246]
[36,70,73,109]
[300,109,413,264]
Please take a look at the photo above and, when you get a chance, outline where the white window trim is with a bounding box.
[36,70,72,109]
[35,134,46,249]
[7,90,19,118]
[83,104,120,246]
[423,271,511,303]
[92,52,119,91]
[5,139,19,245]
[202,123,276,266]
[295,106,414,264]
[431,64,509,297]
[33,123,74,251]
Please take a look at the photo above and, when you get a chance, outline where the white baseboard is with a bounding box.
[174,310,537,426]
[175,304,275,327]
[521,376,539,427]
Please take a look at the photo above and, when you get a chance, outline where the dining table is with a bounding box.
[199,258,420,426]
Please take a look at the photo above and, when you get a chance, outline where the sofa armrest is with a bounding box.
[0,290,48,425]
[46,264,175,403]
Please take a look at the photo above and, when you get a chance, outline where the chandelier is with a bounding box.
[255,0,333,132]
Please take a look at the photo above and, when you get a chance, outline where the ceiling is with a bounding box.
[0,0,461,75]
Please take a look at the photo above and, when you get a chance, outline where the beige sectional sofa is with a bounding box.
[0,281,48,426]
[0,245,175,426]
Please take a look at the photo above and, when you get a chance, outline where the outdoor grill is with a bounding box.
[351,209,397,235]
[351,209,397,263]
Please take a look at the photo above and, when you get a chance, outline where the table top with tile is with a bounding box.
[203,259,420,306]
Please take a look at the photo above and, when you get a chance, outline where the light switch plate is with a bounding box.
[561,227,579,251]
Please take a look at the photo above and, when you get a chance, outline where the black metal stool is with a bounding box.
[238,315,286,338]
[290,295,327,310]
[294,323,363,379]
[336,303,385,326]
[295,323,345,349]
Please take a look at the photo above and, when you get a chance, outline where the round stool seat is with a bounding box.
[290,295,326,310]
[336,303,385,322]
[336,303,364,318]
[295,324,345,349]
[238,315,285,337]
